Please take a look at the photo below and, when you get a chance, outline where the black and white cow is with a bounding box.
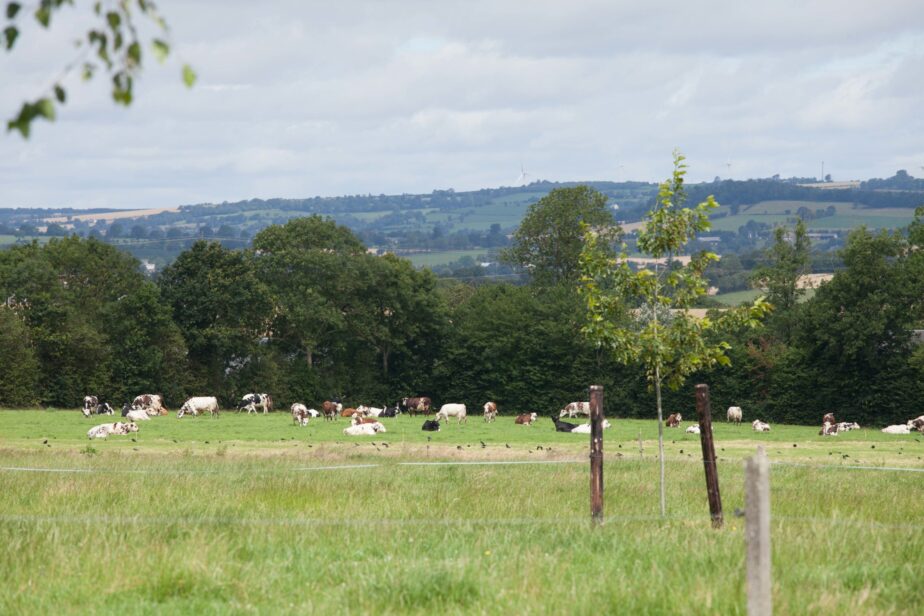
[95,402,114,416]
[238,393,273,414]
[82,395,98,418]
[421,419,440,432]
[552,416,578,432]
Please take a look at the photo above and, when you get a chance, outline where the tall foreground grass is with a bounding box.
[0,411,922,614]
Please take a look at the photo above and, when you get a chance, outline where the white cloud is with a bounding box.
[0,0,923,207]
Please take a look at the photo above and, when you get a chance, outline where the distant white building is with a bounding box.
[140,260,156,274]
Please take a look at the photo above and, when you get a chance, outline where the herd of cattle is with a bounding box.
[78,393,924,441]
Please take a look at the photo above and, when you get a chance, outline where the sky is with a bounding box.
[1,0,923,209]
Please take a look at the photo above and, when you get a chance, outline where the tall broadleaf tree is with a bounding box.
[579,151,769,516]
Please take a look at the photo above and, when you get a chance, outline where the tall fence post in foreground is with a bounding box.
[589,385,604,525]
[695,384,723,528]
[746,446,772,616]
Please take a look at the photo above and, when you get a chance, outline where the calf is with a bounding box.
[686,424,700,434]
[559,401,590,418]
[552,416,578,432]
[665,413,682,428]
[571,419,612,434]
[882,424,912,435]
[726,406,743,424]
[436,403,467,424]
[514,412,538,426]
[752,419,771,432]
[177,396,220,419]
[421,419,441,432]
[343,422,386,436]
[82,395,99,418]
[483,402,498,422]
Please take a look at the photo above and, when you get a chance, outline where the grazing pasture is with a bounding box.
[0,410,922,614]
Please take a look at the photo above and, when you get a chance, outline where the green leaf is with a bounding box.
[127,41,141,65]
[53,84,66,103]
[34,6,50,27]
[181,63,196,87]
[6,3,21,19]
[3,25,17,50]
[151,38,169,63]
[36,98,55,120]
[106,11,120,31]
[81,62,95,81]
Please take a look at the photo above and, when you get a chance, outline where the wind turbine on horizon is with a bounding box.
[516,164,530,186]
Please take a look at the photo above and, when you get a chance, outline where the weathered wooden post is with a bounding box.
[589,385,604,525]
[746,446,772,616]
[695,384,723,529]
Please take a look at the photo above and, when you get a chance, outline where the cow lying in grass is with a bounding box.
[514,412,537,426]
[552,417,578,432]
[87,422,139,439]
[121,404,151,421]
[882,424,912,434]
[665,413,682,428]
[343,422,386,436]
[571,419,611,434]
[752,419,771,432]
[685,425,700,434]
[421,420,440,432]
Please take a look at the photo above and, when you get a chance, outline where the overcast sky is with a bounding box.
[1,0,923,209]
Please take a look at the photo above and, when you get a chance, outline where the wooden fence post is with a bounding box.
[695,384,723,529]
[746,446,772,616]
[589,385,604,525]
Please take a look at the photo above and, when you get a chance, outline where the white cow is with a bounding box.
[178,396,220,418]
[357,405,385,418]
[343,422,386,436]
[560,401,590,418]
[686,425,701,434]
[87,422,139,439]
[125,409,151,422]
[882,424,912,434]
[571,420,612,434]
[436,403,467,424]
[837,422,860,432]
[752,419,771,432]
[726,406,743,424]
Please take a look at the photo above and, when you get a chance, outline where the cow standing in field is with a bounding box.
[82,396,98,418]
[726,406,743,424]
[132,394,168,416]
[483,402,498,422]
[436,403,467,424]
[559,402,590,418]
[665,413,682,428]
[291,403,316,426]
[322,400,341,421]
[178,396,220,418]
[239,393,273,414]
[400,397,432,416]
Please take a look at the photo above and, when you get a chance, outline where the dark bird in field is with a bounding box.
[480,440,486,448]
[871,445,875,449]
[679,450,684,454]
[382,443,389,448]
[537,445,543,451]
[172,439,177,443]
[42,439,47,445]
[427,436,432,442]
[505,443,510,448]
[793,444,797,447]
[205,441,209,444]
[457,446,463,450]
[132,438,137,443]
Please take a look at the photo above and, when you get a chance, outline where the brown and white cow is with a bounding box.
[906,415,924,433]
[665,413,682,428]
[401,396,432,416]
[514,412,538,426]
[559,402,590,418]
[322,400,341,421]
[483,402,498,422]
[341,406,358,418]
[822,412,836,425]
[819,421,838,436]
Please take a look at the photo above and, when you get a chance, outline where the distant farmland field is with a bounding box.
[404,249,489,267]
[709,200,918,232]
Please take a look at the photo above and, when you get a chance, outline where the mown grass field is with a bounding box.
[404,250,490,268]
[1,410,922,614]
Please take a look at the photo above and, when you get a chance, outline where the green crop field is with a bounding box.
[1,410,922,614]
[404,249,490,267]
[708,201,917,232]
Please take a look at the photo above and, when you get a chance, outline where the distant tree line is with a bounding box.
[0,191,922,426]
